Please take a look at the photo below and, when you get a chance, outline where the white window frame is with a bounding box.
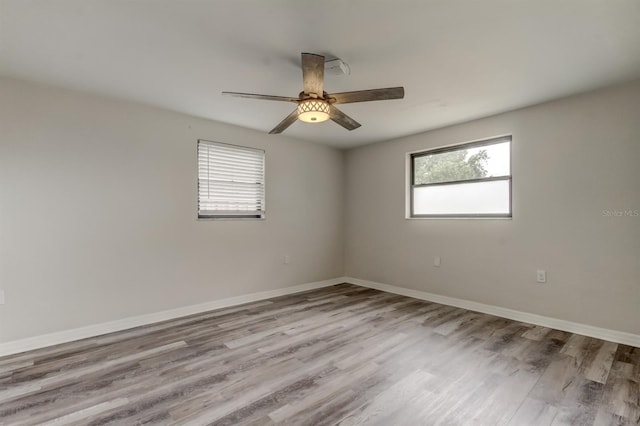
[407,135,512,219]
[197,140,265,219]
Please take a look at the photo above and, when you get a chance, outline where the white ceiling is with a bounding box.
[1,1,639,149]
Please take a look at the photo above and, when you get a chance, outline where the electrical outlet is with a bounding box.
[283,255,290,265]
[434,256,441,267]
[536,270,547,283]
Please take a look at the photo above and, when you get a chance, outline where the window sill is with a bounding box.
[197,216,266,221]
[405,216,512,220]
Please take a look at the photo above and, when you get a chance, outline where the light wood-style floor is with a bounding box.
[0,284,638,425]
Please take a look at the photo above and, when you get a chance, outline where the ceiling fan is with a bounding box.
[222,53,405,134]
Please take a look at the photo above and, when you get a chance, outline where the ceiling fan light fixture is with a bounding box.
[297,99,330,123]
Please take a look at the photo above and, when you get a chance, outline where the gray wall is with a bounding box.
[0,78,345,342]
[345,80,640,335]
[2,77,638,343]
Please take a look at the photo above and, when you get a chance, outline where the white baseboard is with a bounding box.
[3,276,637,357]
[345,277,640,348]
[0,277,348,357]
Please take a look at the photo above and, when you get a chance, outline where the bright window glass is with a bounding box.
[410,136,511,217]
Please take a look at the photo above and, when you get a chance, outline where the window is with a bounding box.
[198,140,265,219]
[409,136,511,218]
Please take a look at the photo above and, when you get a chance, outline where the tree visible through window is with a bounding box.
[414,148,489,185]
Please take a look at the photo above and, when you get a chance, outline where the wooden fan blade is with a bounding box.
[301,53,324,97]
[222,92,299,102]
[329,87,405,104]
[329,105,361,131]
[269,109,299,134]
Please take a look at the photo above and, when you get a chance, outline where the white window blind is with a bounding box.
[198,140,265,219]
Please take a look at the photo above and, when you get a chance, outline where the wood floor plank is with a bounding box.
[584,341,619,384]
[336,369,435,425]
[522,325,552,341]
[528,353,582,405]
[0,283,638,426]
[267,362,380,424]
[40,397,129,426]
[508,397,559,425]
[597,360,640,423]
